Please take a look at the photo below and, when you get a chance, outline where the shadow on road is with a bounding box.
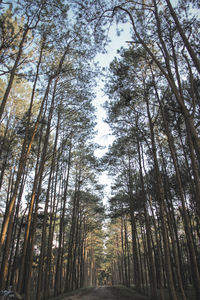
[62,286,150,300]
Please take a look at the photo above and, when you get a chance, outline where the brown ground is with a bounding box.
[62,286,150,300]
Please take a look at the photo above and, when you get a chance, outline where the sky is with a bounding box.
[93,22,132,203]
[94,22,132,157]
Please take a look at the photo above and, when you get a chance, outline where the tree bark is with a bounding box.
[145,93,178,300]
[165,0,200,74]
[0,27,29,121]
[0,65,51,255]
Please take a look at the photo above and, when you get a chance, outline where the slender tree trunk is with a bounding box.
[152,79,200,299]
[65,170,80,292]
[17,110,46,293]
[0,76,52,255]
[54,143,72,296]
[127,151,141,291]
[9,206,27,288]
[24,78,57,300]
[0,115,12,192]
[145,94,178,300]
[129,208,141,291]
[44,158,60,299]
[121,215,128,286]
[36,109,60,300]
[6,169,27,288]
[124,216,130,287]
[136,135,159,299]
[0,27,29,121]
[165,0,200,74]
[148,196,166,300]
[0,200,15,289]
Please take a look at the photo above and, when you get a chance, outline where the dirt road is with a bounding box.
[62,286,150,300]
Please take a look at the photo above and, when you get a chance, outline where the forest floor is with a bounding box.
[49,285,196,300]
[56,286,150,300]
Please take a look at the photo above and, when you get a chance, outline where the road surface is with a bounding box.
[62,286,150,300]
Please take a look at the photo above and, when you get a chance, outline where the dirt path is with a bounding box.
[62,286,150,300]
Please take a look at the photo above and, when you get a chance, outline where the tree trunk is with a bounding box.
[0,27,29,121]
[54,142,72,296]
[145,94,178,300]
[165,0,200,74]
[36,106,60,300]
[0,75,52,255]
[136,134,159,299]
[24,78,57,300]
[44,158,60,299]
[153,79,200,299]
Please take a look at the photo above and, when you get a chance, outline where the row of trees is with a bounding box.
[1,1,200,300]
[98,0,200,299]
[0,1,105,299]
